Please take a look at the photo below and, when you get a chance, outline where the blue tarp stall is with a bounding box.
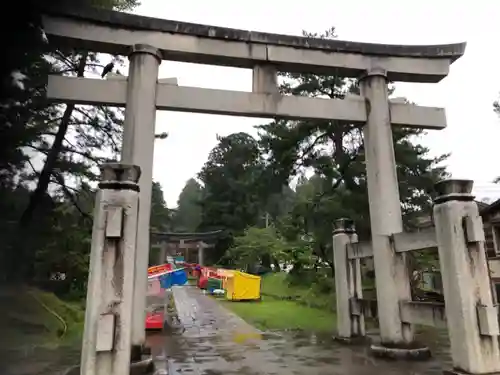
[159,268,188,289]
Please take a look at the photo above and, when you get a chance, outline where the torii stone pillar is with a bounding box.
[332,218,365,341]
[360,68,414,347]
[197,241,205,266]
[80,163,142,375]
[179,239,187,262]
[120,44,162,349]
[158,241,167,265]
[433,180,500,375]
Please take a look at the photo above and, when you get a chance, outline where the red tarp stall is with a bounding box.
[198,275,208,289]
[197,267,222,289]
[145,271,165,330]
[184,263,196,276]
[145,307,164,330]
[148,263,173,276]
[200,267,218,278]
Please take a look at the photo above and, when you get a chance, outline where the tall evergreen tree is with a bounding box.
[173,178,203,232]
[0,0,141,281]
[150,182,172,232]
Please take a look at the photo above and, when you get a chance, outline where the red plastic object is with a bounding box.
[200,267,217,278]
[145,311,164,330]
[198,275,208,289]
[148,263,173,277]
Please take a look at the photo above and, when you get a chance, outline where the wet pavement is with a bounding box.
[147,286,452,375]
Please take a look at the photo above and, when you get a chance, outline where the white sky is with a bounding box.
[132,0,500,207]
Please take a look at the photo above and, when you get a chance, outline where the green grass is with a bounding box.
[33,289,85,343]
[261,272,302,296]
[0,286,85,375]
[0,286,85,349]
[217,272,380,334]
[219,273,336,333]
[221,297,336,332]
[260,272,336,311]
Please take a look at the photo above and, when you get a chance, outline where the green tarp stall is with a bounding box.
[207,277,222,292]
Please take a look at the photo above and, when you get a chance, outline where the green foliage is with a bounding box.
[260,185,296,227]
[33,200,94,298]
[261,272,334,311]
[197,132,267,262]
[198,132,265,233]
[173,178,203,231]
[150,182,172,232]
[0,0,142,291]
[225,227,288,270]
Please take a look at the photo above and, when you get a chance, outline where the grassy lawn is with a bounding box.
[0,286,84,346]
[261,272,304,297]
[261,272,336,310]
[218,272,336,333]
[221,297,335,332]
[0,286,85,375]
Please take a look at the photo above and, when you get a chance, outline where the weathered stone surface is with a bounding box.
[47,76,448,129]
[43,5,465,61]
[41,8,465,82]
[433,181,500,374]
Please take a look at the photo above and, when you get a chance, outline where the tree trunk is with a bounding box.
[328,260,335,278]
[19,52,88,228]
[272,258,281,272]
[12,53,88,281]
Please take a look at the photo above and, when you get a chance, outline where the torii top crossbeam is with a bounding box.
[150,230,223,244]
[42,6,465,83]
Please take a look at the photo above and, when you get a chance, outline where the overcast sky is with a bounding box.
[131,0,500,207]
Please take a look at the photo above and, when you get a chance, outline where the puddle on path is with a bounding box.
[147,286,453,375]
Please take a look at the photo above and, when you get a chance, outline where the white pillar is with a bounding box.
[159,241,167,265]
[179,239,185,264]
[433,179,500,375]
[81,163,141,375]
[121,44,162,348]
[333,218,365,340]
[360,68,413,345]
[198,243,204,266]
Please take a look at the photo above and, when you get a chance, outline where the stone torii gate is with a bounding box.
[41,5,466,374]
[151,230,223,266]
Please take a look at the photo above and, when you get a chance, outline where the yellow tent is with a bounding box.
[225,271,261,301]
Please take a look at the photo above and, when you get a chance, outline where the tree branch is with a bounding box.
[52,172,92,220]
